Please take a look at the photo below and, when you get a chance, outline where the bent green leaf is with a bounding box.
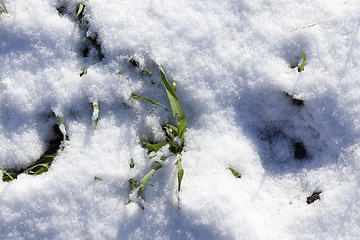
[0,167,13,181]
[131,93,168,110]
[73,3,85,21]
[291,49,306,72]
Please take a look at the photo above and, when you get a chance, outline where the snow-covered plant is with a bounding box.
[129,66,187,202]
[1,115,67,182]
[291,49,306,72]
[93,103,99,130]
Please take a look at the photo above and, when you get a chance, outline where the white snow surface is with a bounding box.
[1,0,360,239]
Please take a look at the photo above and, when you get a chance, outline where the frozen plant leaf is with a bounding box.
[146,68,151,76]
[80,66,87,77]
[93,103,99,130]
[291,49,306,72]
[57,115,67,141]
[94,176,103,181]
[129,96,139,114]
[140,140,168,152]
[228,167,241,178]
[137,164,162,196]
[0,167,13,181]
[0,2,7,13]
[131,93,168,110]
[73,3,85,21]
[177,159,184,191]
[300,49,306,71]
[159,66,187,141]
[130,158,135,168]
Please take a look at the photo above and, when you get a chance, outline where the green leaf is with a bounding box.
[0,2,7,13]
[80,66,87,77]
[137,164,162,196]
[73,3,85,21]
[140,140,168,152]
[56,115,67,142]
[159,66,187,141]
[131,93,169,110]
[93,103,99,130]
[300,49,306,72]
[146,68,151,76]
[130,158,135,168]
[94,176,103,181]
[177,159,184,192]
[129,96,139,114]
[228,167,241,178]
[0,167,13,181]
[291,49,306,72]
[22,163,50,175]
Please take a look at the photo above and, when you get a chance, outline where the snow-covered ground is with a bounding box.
[1,0,360,239]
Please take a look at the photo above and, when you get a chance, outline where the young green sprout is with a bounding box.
[291,49,306,72]
[128,66,187,203]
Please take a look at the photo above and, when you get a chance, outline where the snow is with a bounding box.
[1,0,360,239]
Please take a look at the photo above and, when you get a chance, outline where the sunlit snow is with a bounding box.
[1,0,360,239]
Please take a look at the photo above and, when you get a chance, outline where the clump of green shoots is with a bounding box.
[128,66,187,202]
[1,114,67,182]
[291,49,306,72]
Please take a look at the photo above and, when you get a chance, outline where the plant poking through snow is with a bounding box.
[1,114,67,182]
[129,66,187,202]
[93,103,99,130]
[73,3,85,21]
[291,49,306,72]
[0,2,7,14]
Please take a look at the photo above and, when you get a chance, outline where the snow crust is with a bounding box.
[1,0,360,239]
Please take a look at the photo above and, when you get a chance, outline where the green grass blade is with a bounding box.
[94,176,103,181]
[129,96,139,114]
[23,163,50,174]
[300,49,306,71]
[80,66,87,77]
[228,167,241,178]
[138,164,162,196]
[0,2,7,13]
[130,158,135,168]
[140,140,168,152]
[73,3,84,21]
[159,66,186,138]
[177,159,184,192]
[131,93,168,110]
[56,115,67,141]
[93,103,99,130]
[0,167,14,181]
